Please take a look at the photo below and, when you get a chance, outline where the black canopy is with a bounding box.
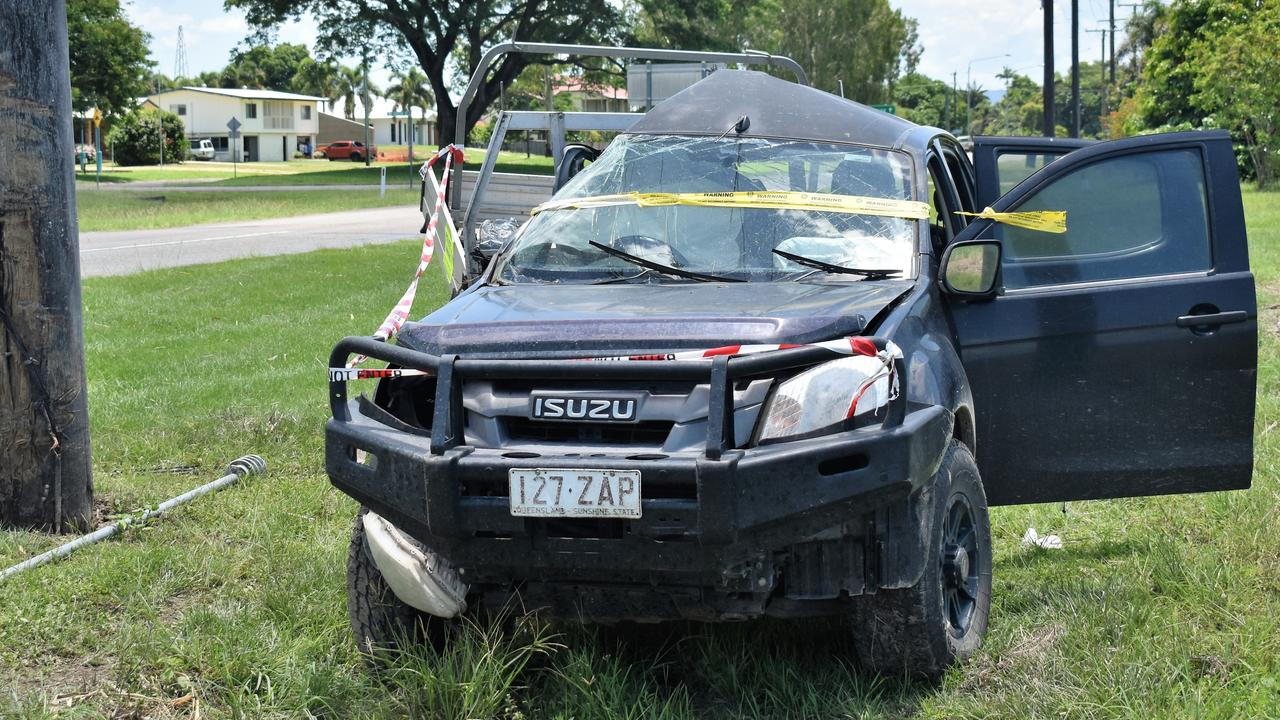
[625,70,919,149]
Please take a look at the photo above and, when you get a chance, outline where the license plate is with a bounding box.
[508,468,641,519]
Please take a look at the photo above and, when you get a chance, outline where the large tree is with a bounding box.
[1187,0,1280,188]
[66,0,154,117]
[227,0,626,145]
[635,0,919,103]
[218,42,314,90]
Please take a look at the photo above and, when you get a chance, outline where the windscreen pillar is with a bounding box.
[0,0,94,531]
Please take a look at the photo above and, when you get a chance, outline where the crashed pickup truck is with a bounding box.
[325,59,1256,678]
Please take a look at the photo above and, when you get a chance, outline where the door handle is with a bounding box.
[1176,310,1248,328]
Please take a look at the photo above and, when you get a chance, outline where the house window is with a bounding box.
[245,103,257,119]
[301,105,312,120]
[263,101,292,129]
[210,137,229,150]
[169,104,186,116]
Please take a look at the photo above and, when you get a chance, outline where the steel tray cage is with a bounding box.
[328,336,907,460]
[447,42,809,278]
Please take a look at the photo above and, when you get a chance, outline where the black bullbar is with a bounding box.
[325,335,951,582]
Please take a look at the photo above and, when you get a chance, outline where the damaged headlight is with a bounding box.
[757,354,896,442]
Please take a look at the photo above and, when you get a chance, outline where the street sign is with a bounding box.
[227,116,241,178]
[871,104,897,115]
[92,107,102,128]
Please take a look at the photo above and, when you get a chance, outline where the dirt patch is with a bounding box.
[4,653,112,705]
[3,592,197,715]
[958,622,1064,694]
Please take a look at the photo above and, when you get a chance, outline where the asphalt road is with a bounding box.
[79,205,424,277]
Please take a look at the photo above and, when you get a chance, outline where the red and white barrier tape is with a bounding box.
[347,145,464,368]
[328,367,434,382]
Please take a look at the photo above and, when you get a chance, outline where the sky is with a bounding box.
[125,0,1139,98]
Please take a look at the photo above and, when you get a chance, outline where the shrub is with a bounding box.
[106,108,188,165]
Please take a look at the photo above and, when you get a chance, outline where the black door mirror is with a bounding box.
[940,240,1001,299]
[554,143,600,191]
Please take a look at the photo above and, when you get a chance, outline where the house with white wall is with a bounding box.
[337,97,438,148]
[145,86,324,162]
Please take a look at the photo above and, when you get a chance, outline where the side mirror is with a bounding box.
[940,240,1001,299]
[553,143,599,191]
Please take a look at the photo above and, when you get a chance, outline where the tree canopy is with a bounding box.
[66,0,153,117]
[226,0,627,145]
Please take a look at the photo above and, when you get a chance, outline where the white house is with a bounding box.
[337,97,438,148]
[145,86,324,162]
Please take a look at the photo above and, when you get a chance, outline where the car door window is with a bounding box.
[995,151,1067,193]
[999,148,1212,289]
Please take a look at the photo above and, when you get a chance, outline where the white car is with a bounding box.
[191,138,215,161]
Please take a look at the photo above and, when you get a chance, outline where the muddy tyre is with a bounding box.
[347,510,451,657]
[852,440,992,679]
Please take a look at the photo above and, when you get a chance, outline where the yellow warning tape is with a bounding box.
[531,191,931,220]
[954,207,1067,234]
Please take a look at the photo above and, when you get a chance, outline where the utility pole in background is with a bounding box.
[0,0,95,531]
[1043,0,1055,136]
[950,71,958,134]
[360,57,372,167]
[1087,28,1110,129]
[1119,2,1144,77]
[966,54,1009,137]
[1109,0,1117,83]
[1071,0,1080,138]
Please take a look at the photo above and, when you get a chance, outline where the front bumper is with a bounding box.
[326,336,951,592]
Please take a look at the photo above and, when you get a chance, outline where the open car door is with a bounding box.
[949,130,1256,505]
[970,136,1093,207]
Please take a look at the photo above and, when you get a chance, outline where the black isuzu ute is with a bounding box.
[325,68,1256,678]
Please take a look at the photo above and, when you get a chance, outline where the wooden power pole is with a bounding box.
[0,0,94,531]
[1042,0,1055,137]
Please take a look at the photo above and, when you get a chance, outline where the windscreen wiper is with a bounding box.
[589,240,744,283]
[771,248,901,279]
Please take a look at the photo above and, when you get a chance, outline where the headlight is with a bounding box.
[757,351,898,442]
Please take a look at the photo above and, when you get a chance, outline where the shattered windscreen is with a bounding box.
[493,134,920,284]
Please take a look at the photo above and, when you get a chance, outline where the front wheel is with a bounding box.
[351,153,363,162]
[347,509,455,657]
[851,440,992,679]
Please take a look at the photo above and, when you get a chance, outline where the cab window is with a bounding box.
[999,148,1212,289]
[996,151,1068,194]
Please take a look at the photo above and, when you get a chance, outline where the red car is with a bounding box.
[320,140,375,162]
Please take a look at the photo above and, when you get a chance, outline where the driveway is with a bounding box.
[79,205,423,277]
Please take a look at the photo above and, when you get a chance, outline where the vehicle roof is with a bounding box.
[624,70,920,150]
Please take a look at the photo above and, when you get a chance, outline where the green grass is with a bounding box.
[83,160,337,183]
[76,188,419,232]
[2,189,1279,717]
[82,149,554,189]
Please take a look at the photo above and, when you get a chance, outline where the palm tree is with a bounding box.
[292,58,341,110]
[385,67,433,162]
[336,65,364,119]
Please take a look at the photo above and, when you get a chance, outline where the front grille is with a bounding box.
[503,417,674,445]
